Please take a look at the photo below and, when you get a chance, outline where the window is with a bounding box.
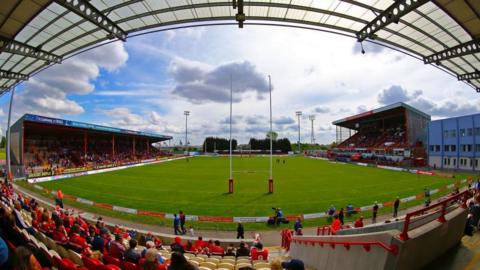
[435,145,441,152]
[451,145,456,152]
[468,144,472,152]
[476,144,480,152]
[444,145,450,152]
[451,130,457,138]
[476,159,479,167]
[453,158,456,166]
[429,145,434,152]
[444,130,449,138]
[444,158,448,165]
[468,128,473,136]
[475,128,480,136]
[460,129,466,137]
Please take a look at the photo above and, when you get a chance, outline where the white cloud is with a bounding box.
[11,42,128,118]
[170,59,269,103]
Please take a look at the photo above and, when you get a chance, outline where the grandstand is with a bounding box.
[332,103,430,167]
[8,114,172,178]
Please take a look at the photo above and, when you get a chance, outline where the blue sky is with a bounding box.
[1,25,479,145]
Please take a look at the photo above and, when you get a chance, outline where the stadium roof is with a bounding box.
[19,113,172,141]
[0,0,479,97]
[332,102,431,128]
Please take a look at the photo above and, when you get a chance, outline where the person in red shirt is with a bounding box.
[69,224,89,253]
[53,220,69,246]
[56,189,64,208]
[109,234,126,260]
[251,242,268,261]
[330,214,341,235]
[185,240,197,254]
[354,216,364,228]
[210,240,225,255]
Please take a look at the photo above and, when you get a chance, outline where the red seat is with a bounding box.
[82,256,103,270]
[103,255,123,269]
[124,262,141,270]
[53,257,77,270]
[98,265,122,270]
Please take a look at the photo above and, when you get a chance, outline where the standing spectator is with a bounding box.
[236,222,244,239]
[338,208,345,225]
[173,214,181,235]
[188,226,194,237]
[393,197,400,218]
[372,202,379,224]
[56,189,64,208]
[236,242,250,257]
[125,239,140,264]
[109,234,126,260]
[293,218,303,235]
[179,211,186,235]
[354,216,364,228]
[330,214,341,235]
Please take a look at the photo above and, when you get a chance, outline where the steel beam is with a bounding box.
[235,0,245,28]
[0,70,29,81]
[55,0,127,41]
[457,71,480,81]
[424,39,480,64]
[356,0,430,42]
[0,37,62,63]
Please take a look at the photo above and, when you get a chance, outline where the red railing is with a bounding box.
[398,190,469,241]
[317,225,351,235]
[291,238,399,255]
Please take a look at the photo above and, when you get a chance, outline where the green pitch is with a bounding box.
[0,149,5,160]
[36,156,458,217]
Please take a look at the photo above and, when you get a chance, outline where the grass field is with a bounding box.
[37,156,458,218]
[0,148,5,160]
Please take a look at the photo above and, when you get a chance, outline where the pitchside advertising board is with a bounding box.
[24,114,169,139]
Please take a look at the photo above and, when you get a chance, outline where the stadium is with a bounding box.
[0,1,480,270]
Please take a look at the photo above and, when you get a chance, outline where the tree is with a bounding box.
[0,136,5,148]
[266,131,278,141]
[202,137,237,152]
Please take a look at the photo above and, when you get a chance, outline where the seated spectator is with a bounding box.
[185,240,197,254]
[281,259,305,270]
[125,239,141,264]
[141,241,154,258]
[236,241,250,257]
[270,258,282,270]
[168,252,196,270]
[354,217,364,228]
[210,240,225,255]
[0,237,8,268]
[330,214,341,235]
[194,236,205,251]
[109,234,126,260]
[144,248,159,270]
[69,224,89,253]
[13,246,42,270]
[170,237,184,254]
[251,242,268,261]
[225,244,235,256]
[91,230,106,253]
[52,220,68,246]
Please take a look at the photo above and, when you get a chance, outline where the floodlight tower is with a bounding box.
[296,111,302,154]
[309,115,316,144]
[184,111,190,155]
